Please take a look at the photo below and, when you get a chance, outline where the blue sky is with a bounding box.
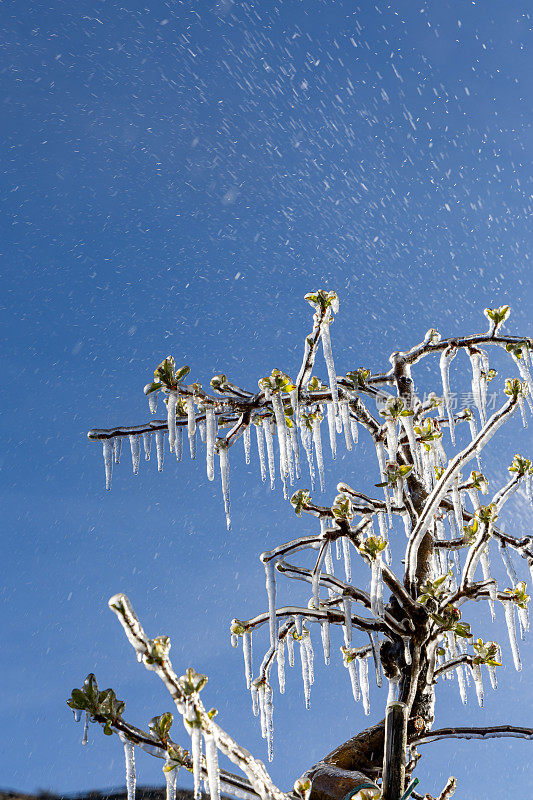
[1,1,532,797]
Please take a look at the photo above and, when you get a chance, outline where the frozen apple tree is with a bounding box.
[69,293,533,800]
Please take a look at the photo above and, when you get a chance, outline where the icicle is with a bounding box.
[335,537,342,560]
[262,418,276,490]
[326,403,337,459]
[129,434,141,475]
[377,512,391,566]
[440,346,457,444]
[290,388,300,427]
[243,630,253,688]
[517,605,529,640]
[470,663,484,708]
[124,741,136,800]
[113,436,122,464]
[255,423,267,482]
[401,511,411,538]
[186,397,197,459]
[278,637,286,693]
[242,424,251,465]
[155,431,165,471]
[300,424,316,489]
[312,415,325,492]
[503,601,522,671]
[231,633,238,648]
[299,637,311,709]
[251,682,259,716]
[190,723,202,800]
[499,544,518,584]
[451,480,464,534]
[350,417,358,444]
[400,413,419,473]
[264,559,277,646]
[218,443,231,531]
[340,400,352,451]
[385,418,398,462]
[73,709,82,723]
[320,618,331,665]
[479,547,496,620]
[488,644,501,690]
[198,420,206,443]
[82,711,89,745]
[206,407,216,481]
[324,540,334,578]
[375,441,392,526]
[204,732,221,800]
[148,391,158,415]
[511,352,533,411]
[288,423,301,480]
[102,440,113,491]
[271,393,289,482]
[287,632,295,667]
[370,559,384,618]
[167,391,177,452]
[342,596,353,643]
[342,537,352,582]
[304,631,315,686]
[469,349,486,425]
[175,427,183,461]
[164,756,178,800]
[358,656,370,715]
[264,683,274,761]
[420,446,433,492]
[320,317,340,421]
[370,633,383,687]
[142,433,151,461]
[457,664,468,704]
[347,659,360,702]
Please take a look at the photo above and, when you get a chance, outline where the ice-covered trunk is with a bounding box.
[124,741,136,800]
[440,346,457,444]
[312,415,325,492]
[204,732,221,800]
[129,434,141,475]
[262,418,276,490]
[186,397,196,458]
[102,440,113,490]
[206,406,216,481]
[167,391,177,453]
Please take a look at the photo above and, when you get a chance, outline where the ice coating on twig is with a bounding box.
[312,416,325,492]
[129,434,141,475]
[155,431,165,471]
[124,740,136,800]
[503,600,522,671]
[204,732,221,800]
[102,440,113,491]
[440,346,457,444]
[206,406,216,481]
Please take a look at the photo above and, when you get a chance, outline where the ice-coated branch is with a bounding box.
[233,603,384,635]
[108,594,287,800]
[400,333,533,368]
[433,655,474,680]
[411,725,533,745]
[405,394,518,592]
